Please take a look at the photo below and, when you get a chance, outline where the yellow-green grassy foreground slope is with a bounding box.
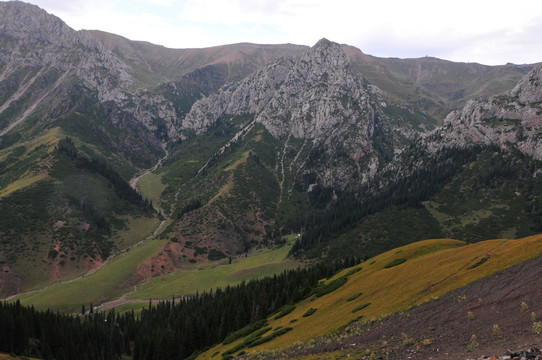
[198,235,542,359]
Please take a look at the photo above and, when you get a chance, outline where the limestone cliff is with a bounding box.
[182,39,434,188]
[426,64,542,159]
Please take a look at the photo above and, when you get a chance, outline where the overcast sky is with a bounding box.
[20,0,542,65]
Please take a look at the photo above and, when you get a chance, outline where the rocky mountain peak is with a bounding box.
[296,37,350,73]
[182,38,363,137]
[0,2,138,101]
[510,63,542,104]
[181,38,430,188]
[0,1,86,47]
[314,37,332,47]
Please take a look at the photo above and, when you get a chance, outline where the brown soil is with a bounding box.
[261,255,542,360]
[354,254,542,359]
[130,249,178,284]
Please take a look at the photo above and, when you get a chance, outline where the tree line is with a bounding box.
[58,137,154,212]
[0,257,359,360]
[290,145,486,257]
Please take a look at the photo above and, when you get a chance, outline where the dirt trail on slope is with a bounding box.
[129,143,169,188]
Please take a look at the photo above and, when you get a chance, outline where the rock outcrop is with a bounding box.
[182,39,433,187]
[426,64,542,159]
[0,1,133,103]
[0,1,166,166]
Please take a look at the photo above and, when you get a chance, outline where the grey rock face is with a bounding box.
[184,38,373,139]
[0,2,168,165]
[0,1,78,47]
[426,64,542,159]
[0,2,133,103]
[511,64,542,104]
[182,39,423,188]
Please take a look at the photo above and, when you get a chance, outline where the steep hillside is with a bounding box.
[0,131,157,297]
[292,64,542,260]
[4,236,542,360]
[197,235,542,360]
[0,1,164,164]
[0,2,166,294]
[138,39,438,280]
[182,38,436,188]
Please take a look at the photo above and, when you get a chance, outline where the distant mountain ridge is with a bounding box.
[343,45,534,120]
[88,30,308,86]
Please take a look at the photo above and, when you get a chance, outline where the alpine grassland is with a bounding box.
[134,172,166,211]
[14,234,165,313]
[129,235,303,299]
[11,233,302,313]
[197,234,542,358]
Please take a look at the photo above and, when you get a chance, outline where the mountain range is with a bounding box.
[0,0,541,318]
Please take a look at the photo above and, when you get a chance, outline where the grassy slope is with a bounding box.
[130,236,303,299]
[0,127,60,194]
[158,120,286,260]
[198,234,542,359]
[13,234,303,313]
[135,172,166,211]
[0,116,174,295]
[345,48,533,122]
[14,221,162,313]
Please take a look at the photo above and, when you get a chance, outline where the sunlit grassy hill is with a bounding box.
[198,234,542,359]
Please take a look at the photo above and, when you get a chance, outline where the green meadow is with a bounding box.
[130,235,303,299]
[15,237,166,313]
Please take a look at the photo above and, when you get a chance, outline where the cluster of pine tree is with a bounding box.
[176,198,202,219]
[290,146,485,257]
[66,194,110,230]
[0,301,129,360]
[0,258,359,360]
[58,137,154,212]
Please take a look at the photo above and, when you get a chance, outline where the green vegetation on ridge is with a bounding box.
[291,146,542,261]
